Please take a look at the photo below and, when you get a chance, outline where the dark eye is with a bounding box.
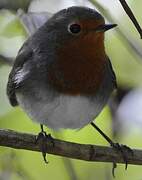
[68,23,81,35]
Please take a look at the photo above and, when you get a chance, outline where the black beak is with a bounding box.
[95,24,117,32]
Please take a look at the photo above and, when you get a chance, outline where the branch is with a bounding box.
[0,129,142,165]
[118,0,142,39]
[0,0,31,11]
[88,0,142,60]
[0,54,14,65]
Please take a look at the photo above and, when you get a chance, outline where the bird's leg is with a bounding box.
[35,124,54,163]
[90,122,133,176]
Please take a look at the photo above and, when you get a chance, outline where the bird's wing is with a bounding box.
[7,43,33,106]
[107,58,117,89]
[7,10,50,106]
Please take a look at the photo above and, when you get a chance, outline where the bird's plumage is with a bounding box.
[7,6,116,130]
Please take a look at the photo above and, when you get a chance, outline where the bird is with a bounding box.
[7,6,131,171]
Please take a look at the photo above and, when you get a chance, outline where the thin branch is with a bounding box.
[88,0,142,60]
[0,129,142,165]
[62,158,78,180]
[0,54,14,65]
[118,0,142,39]
[0,0,31,11]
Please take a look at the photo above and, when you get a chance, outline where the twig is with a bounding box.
[62,158,78,180]
[118,0,142,39]
[0,0,31,11]
[0,129,142,165]
[88,0,142,60]
[0,54,14,65]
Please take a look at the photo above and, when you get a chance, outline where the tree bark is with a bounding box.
[0,129,142,165]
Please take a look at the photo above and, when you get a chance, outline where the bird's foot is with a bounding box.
[111,142,133,177]
[35,125,54,163]
[90,122,133,177]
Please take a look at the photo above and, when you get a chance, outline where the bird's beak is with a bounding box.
[95,24,117,32]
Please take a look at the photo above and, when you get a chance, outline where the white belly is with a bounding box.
[16,92,105,130]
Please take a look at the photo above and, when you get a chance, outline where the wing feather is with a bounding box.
[7,45,33,106]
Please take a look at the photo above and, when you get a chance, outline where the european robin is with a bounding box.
[7,6,131,169]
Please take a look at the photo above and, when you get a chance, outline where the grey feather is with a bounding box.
[7,6,117,130]
[7,43,33,106]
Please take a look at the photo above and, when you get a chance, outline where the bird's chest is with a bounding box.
[47,37,106,95]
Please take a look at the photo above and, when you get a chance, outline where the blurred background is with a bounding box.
[0,0,142,179]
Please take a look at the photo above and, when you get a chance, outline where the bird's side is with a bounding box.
[7,6,116,130]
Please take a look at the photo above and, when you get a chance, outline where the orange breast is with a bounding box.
[48,33,107,95]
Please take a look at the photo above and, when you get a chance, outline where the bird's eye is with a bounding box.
[68,23,81,35]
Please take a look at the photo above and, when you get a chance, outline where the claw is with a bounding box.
[36,131,49,163]
[111,143,133,170]
[42,151,48,164]
[112,162,117,178]
[90,122,133,177]
[35,124,54,163]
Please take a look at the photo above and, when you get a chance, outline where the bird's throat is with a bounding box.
[48,35,106,95]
